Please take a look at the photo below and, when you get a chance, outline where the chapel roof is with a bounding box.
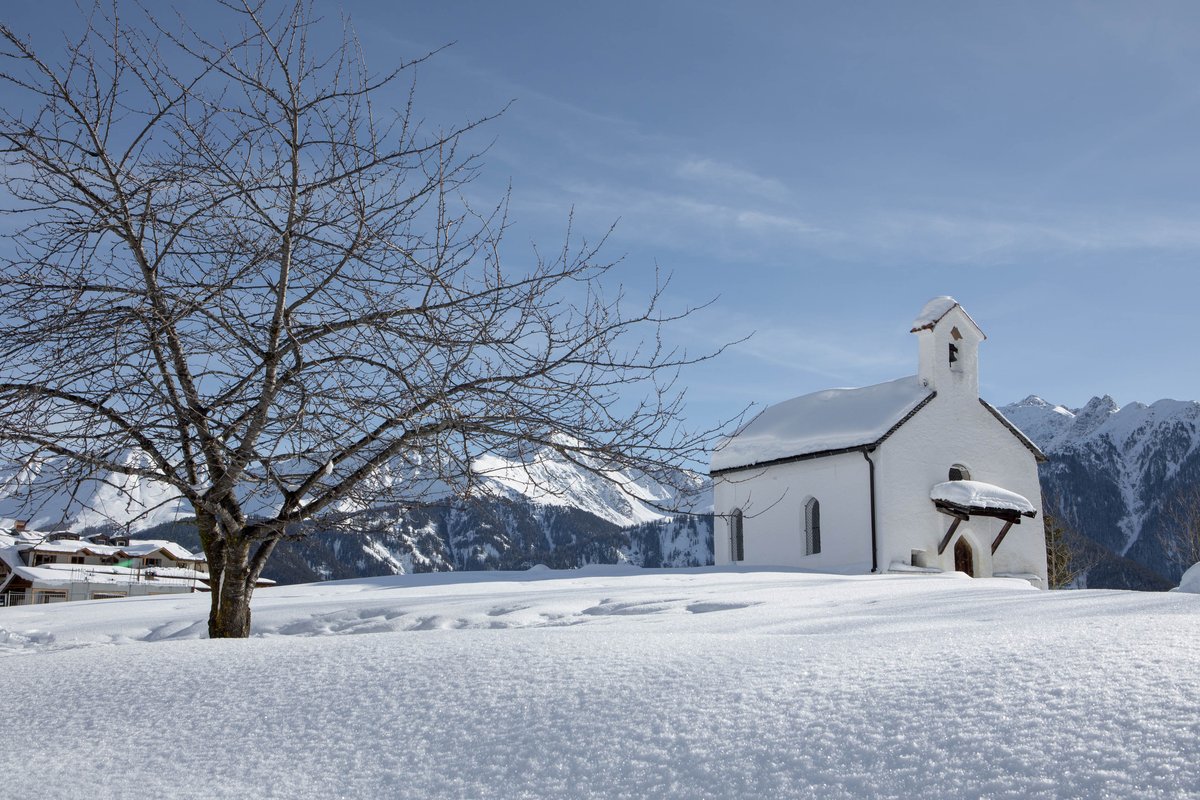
[710,375,934,474]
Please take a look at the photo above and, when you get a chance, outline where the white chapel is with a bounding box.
[710,296,1049,586]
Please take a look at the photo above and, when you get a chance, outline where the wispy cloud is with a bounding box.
[675,158,791,202]
[860,207,1200,263]
[363,15,1200,270]
[672,308,911,391]
[508,179,834,266]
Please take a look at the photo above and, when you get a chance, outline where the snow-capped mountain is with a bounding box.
[0,443,714,582]
[0,439,704,532]
[0,452,192,533]
[471,437,702,528]
[1001,394,1200,589]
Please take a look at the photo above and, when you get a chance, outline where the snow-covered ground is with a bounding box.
[2,568,1198,799]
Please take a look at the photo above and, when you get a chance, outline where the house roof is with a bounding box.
[711,375,935,474]
[0,546,24,570]
[22,538,203,562]
[119,540,198,561]
[1,563,201,589]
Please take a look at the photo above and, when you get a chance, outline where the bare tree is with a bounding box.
[1041,492,1101,589]
[1043,509,1081,589]
[1160,484,1200,578]
[0,1,729,637]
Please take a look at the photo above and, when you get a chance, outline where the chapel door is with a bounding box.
[954,537,975,577]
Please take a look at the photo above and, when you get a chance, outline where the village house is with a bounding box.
[0,521,224,605]
[710,296,1048,585]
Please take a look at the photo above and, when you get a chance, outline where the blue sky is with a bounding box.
[9,1,1200,431]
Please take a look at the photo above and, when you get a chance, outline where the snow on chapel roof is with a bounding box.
[711,375,934,473]
[910,295,985,337]
[910,295,958,330]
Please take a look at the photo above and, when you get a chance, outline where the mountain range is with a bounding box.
[0,441,714,584]
[999,394,1200,590]
[5,394,1198,590]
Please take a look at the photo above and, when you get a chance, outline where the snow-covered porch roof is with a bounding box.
[929,480,1037,557]
[930,480,1036,520]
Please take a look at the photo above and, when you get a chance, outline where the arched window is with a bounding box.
[949,464,970,481]
[730,508,744,562]
[804,497,821,556]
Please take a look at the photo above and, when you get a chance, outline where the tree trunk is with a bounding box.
[212,541,253,637]
[198,520,256,638]
[206,535,255,639]
[200,522,279,638]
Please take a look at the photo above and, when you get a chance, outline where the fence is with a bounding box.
[0,591,68,607]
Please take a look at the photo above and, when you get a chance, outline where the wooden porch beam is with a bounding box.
[937,516,962,556]
[990,519,1017,555]
[935,501,970,520]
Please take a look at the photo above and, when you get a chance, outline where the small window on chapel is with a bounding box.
[804,498,821,556]
[730,508,745,562]
[949,464,970,482]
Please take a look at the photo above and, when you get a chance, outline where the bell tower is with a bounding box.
[911,296,985,399]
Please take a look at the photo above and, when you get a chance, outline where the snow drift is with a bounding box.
[1,568,1197,798]
[1177,562,1200,593]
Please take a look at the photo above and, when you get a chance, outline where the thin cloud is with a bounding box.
[362,15,1200,270]
[675,158,791,202]
[514,180,833,262]
[672,309,911,390]
[861,207,1200,263]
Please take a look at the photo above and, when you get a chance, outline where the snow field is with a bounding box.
[1,568,1198,799]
